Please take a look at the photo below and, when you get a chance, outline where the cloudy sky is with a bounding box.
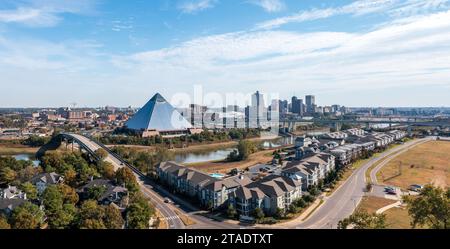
[1,0,449,108]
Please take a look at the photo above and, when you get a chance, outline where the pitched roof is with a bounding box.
[125,93,193,131]
[0,198,26,211]
[31,172,62,185]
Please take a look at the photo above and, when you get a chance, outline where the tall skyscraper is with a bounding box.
[291,96,303,116]
[251,91,265,127]
[305,95,316,114]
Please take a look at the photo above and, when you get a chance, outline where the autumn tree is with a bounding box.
[104,204,125,229]
[78,200,106,229]
[115,167,138,192]
[95,148,108,160]
[10,202,44,229]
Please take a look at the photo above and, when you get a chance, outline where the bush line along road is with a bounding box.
[64,133,430,229]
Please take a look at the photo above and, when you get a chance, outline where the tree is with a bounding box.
[95,148,108,160]
[104,204,124,229]
[227,204,237,219]
[126,193,154,229]
[275,207,285,219]
[253,207,265,221]
[87,185,107,200]
[99,161,115,180]
[57,184,79,205]
[49,204,78,229]
[78,200,106,229]
[293,198,307,208]
[115,167,138,192]
[338,210,386,229]
[404,185,450,229]
[0,215,10,229]
[10,202,44,229]
[0,167,17,185]
[237,140,257,160]
[20,182,38,200]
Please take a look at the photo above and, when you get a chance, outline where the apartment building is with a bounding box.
[229,175,302,216]
[281,153,335,190]
[156,161,252,209]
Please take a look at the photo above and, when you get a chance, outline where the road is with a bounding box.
[66,133,432,229]
[285,137,431,229]
[68,134,185,229]
[69,133,242,229]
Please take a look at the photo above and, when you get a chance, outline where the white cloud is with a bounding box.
[249,0,286,13]
[109,10,450,105]
[0,0,97,27]
[178,0,218,14]
[255,0,450,30]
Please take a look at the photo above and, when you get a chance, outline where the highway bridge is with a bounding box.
[37,133,244,229]
[37,133,185,229]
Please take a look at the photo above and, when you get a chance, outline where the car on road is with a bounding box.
[164,198,172,204]
[408,184,423,192]
[384,186,395,192]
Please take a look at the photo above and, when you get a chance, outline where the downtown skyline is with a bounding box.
[1,0,450,107]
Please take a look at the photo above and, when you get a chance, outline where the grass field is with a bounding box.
[383,206,414,229]
[356,196,397,214]
[377,140,450,189]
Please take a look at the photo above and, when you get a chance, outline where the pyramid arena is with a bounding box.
[125,93,202,138]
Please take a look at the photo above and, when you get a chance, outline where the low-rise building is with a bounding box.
[31,172,64,194]
[78,179,129,209]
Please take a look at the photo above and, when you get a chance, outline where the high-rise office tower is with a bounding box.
[305,95,316,114]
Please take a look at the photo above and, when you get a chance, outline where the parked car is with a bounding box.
[409,184,423,192]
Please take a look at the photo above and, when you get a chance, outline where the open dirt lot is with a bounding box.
[377,140,450,189]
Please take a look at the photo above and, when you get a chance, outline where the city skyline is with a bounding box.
[1,0,450,107]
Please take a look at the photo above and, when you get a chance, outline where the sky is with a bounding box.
[0,0,450,108]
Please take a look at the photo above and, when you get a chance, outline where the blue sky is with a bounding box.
[1,0,450,107]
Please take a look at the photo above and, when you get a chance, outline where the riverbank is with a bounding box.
[186,149,275,174]
[0,144,38,155]
[106,134,285,154]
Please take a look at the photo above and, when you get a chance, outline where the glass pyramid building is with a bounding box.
[125,93,193,131]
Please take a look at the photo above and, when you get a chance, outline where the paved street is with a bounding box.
[66,133,432,230]
[286,137,431,229]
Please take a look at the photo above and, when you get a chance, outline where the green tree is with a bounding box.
[87,185,107,200]
[10,202,44,229]
[104,204,125,229]
[49,204,78,229]
[0,167,17,185]
[126,193,154,229]
[338,210,386,229]
[237,140,257,160]
[227,204,237,219]
[404,185,450,229]
[253,207,265,221]
[20,182,38,200]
